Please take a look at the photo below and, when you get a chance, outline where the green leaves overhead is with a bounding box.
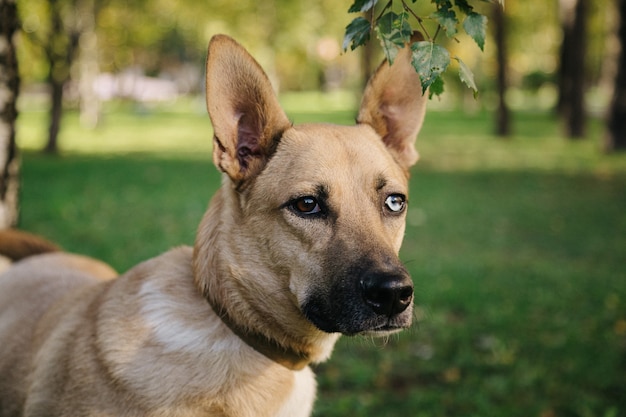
[455,56,478,97]
[463,12,487,51]
[411,41,450,93]
[375,11,411,64]
[343,17,371,51]
[348,0,378,13]
[430,7,458,38]
[344,0,500,97]
[428,75,445,98]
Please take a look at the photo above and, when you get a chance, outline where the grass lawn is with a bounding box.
[15,96,626,417]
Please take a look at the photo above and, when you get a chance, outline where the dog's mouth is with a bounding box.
[368,323,405,333]
[346,324,405,338]
[301,305,340,334]
[302,301,412,336]
[354,318,411,336]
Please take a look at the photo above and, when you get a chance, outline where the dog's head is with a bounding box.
[199,35,426,338]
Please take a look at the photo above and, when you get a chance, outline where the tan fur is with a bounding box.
[0,229,60,261]
[0,35,426,417]
[0,230,116,278]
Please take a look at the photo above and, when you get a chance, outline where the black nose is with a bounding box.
[360,270,414,317]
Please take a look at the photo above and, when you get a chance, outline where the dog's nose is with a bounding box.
[360,270,413,317]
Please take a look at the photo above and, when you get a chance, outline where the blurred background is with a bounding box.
[1,0,626,416]
[9,0,626,149]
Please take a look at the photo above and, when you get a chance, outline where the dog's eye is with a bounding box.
[385,194,406,213]
[291,196,322,215]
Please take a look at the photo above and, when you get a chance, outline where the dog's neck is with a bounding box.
[192,187,329,371]
[205,296,311,370]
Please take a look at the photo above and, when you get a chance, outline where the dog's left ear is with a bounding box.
[205,35,291,184]
[357,33,427,171]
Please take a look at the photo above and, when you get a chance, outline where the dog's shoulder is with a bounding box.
[94,247,316,415]
[100,246,222,355]
[96,247,243,393]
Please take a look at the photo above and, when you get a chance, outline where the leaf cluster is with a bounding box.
[344,0,502,98]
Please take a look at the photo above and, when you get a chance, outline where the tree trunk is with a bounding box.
[606,0,626,151]
[557,0,588,138]
[493,3,510,137]
[45,78,64,154]
[43,1,80,154]
[0,0,20,227]
[78,0,101,129]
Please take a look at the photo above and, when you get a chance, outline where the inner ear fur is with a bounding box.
[205,35,291,184]
[357,33,427,171]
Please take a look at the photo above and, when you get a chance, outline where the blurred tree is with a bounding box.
[606,0,626,151]
[23,0,82,154]
[557,0,588,138]
[343,0,495,97]
[77,0,100,128]
[493,2,510,137]
[0,0,20,227]
[94,0,343,91]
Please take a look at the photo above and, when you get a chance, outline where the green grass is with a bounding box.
[15,98,626,417]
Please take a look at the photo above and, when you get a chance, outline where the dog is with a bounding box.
[0,34,427,416]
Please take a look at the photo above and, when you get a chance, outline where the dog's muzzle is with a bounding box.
[302,260,414,336]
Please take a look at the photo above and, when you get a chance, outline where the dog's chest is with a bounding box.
[274,367,317,417]
[100,248,318,416]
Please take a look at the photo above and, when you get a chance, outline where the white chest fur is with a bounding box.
[97,247,318,416]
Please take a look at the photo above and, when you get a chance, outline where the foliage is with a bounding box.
[17,0,351,91]
[15,0,616,101]
[343,0,502,97]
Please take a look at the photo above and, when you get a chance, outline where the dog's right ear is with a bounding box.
[357,33,427,171]
[205,35,291,185]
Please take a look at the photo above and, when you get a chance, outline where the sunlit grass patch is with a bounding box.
[17,98,213,156]
[17,94,626,175]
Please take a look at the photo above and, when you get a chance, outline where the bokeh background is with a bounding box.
[1,0,626,416]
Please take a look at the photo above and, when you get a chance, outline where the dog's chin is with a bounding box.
[302,303,411,336]
[360,327,405,337]
[353,321,411,337]
[301,306,341,334]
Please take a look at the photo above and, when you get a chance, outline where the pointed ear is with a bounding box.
[357,33,427,170]
[205,35,291,184]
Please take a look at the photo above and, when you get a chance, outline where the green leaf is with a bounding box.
[348,0,378,13]
[454,0,473,15]
[376,36,400,65]
[430,8,458,38]
[455,56,478,97]
[410,41,451,93]
[429,76,445,98]
[375,11,412,64]
[463,12,487,51]
[343,17,371,51]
